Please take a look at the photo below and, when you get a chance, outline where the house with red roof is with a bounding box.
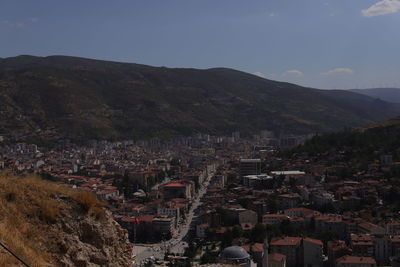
[391,235,400,259]
[336,255,376,267]
[162,181,191,199]
[303,237,323,267]
[268,253,286,267]
[241,243,266,267]
[350,234,374,257]
[327,240,352,267]
[262,214,289,225]
[358,222,385,235]
[270,237,302,267]
[277,193,302,210]
[270,237,324,267]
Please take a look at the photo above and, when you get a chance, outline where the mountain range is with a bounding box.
[291,116,400,164]
[0,55,400,141]
[349,88,400,104]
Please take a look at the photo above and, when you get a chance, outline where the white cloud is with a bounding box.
[2,20,24,28]
[362,0,400,17]
[254,72,266,78]
[254,72,278,80]
[1,18,38,29]
[321,68,354,75]
[282,69,304,78]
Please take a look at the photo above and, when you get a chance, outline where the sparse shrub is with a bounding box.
[90,206,106,220]
[5,191,16,202]
[39,199,60,223]
[74,190,100,212]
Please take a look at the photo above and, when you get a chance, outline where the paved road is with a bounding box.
[134,172,213,265]
[169,172,212,254]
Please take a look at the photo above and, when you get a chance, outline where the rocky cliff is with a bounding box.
[0,172,133,266]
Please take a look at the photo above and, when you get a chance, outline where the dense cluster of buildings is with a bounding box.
[2,130,399,266]
[0,135,221,242]
[189,140,400,266]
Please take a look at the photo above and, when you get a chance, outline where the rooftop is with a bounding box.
[336,255,376,264]
[240,159,261,163]
[269,253,286,262]
[163,182,186,187]
[270,237,302,246]
[271,170,305,175]
[219,246,250,260]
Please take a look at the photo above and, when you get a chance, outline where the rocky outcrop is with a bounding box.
[52,208,133,267]
[0,174,133,267]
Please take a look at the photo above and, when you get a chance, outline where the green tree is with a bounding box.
[232,225,243,239]
[222,229,233,247]
[280,219,296,236]
[251,223,267,243]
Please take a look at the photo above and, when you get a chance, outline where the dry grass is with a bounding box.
[90,206,107,220]
[0,171,106,266]
[0,171,59,266]
[39,199,61,223]
[74,190,100,212]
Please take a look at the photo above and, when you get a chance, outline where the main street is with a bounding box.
[169,171,213,254]
[134,171,213,265]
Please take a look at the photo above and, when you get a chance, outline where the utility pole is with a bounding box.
[0,240,30,267]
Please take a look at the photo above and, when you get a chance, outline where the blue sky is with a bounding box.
[1,0,400,89]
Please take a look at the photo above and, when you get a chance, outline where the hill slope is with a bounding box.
[290,116,400,163]
[349,88,400,103]
[1,55,400,140]
[0,172,133,266]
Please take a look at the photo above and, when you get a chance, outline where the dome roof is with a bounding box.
[219,246,250,260]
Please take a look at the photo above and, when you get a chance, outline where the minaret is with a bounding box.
[262,235,269,267]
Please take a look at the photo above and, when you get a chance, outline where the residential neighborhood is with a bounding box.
[1,129,400,267]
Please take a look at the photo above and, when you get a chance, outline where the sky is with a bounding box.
[1,0,400,89]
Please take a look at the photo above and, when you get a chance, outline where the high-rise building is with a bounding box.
[240,159,261,177]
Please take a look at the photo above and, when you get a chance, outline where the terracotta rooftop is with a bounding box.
[163,182,186,187]
[358,222,382,231]
[351,234,372,242]
[303,237,323,246]
[241,243,264,253]
[269,253,286,262]
[263,214,289,218]
[327,240,348,251]
[391,236,400,243]
[270,237,302,246]
[138,215,154,222]
[336,255,376,264]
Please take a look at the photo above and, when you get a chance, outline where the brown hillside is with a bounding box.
[0,172,133,266]
[1,55,400,141]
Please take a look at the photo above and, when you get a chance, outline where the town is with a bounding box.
[1,129,399,267]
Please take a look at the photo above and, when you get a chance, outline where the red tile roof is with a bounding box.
[336,255,376,264]
[269,253,286,262]
[263,214,289,219]
[138,215,154,222]
[270,237,302,246]
[163,182,186,187]
[303,237,323,246]
[391,236,400,243]
[251,243,264,253]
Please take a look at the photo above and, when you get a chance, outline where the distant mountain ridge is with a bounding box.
[349,88,400,103]
[0,55,400,141]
